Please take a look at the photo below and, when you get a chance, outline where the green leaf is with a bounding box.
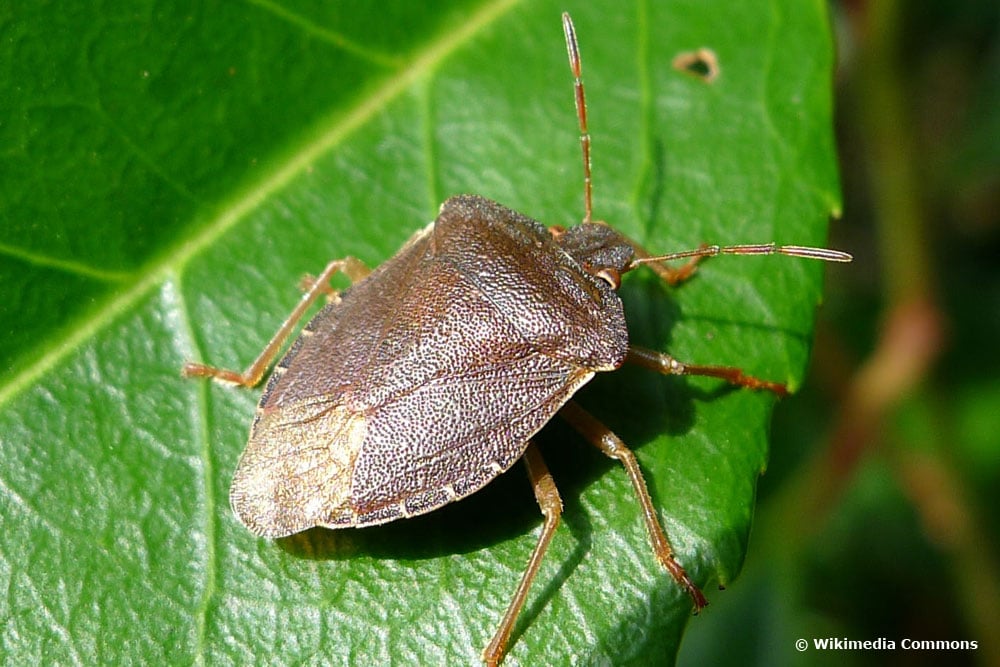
[1,1,840,664]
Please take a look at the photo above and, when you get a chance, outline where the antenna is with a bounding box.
[562,13,593,224]
[630,243,853,270]
[561,13,853,270]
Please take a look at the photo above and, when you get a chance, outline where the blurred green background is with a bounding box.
[680,1,1000,665]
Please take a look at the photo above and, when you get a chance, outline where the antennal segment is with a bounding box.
[630,243,853,269]
[561,13,593,224]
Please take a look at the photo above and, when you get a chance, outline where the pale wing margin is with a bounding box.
[230,360,593,535]
[230,396,366,537]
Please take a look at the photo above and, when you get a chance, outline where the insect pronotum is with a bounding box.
[183,12,851,665]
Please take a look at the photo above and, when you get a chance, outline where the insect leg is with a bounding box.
[483,442,563,667]
[181,257,371,387]
[627,346,789,397]
[558,400,708,611]
[296,273,337,299]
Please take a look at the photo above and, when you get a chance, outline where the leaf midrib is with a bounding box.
[0,0,523,409]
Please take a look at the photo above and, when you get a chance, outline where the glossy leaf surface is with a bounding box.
[1,1,839,664]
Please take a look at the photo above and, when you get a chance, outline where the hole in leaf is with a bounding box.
[672,48,720,83]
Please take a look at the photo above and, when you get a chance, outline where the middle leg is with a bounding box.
[558,400,708,610]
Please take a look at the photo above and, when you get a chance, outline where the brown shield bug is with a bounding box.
[183,12,851,665]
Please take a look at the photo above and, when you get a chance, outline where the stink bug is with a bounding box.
[183,12,851,665]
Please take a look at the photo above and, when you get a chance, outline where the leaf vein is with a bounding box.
[0,0,524,409]
[244,0,404,69]
[0,242,133,282]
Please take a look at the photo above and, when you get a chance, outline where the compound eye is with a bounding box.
[595,267,621,289]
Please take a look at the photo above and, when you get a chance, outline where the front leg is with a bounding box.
[627,346,789,397]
